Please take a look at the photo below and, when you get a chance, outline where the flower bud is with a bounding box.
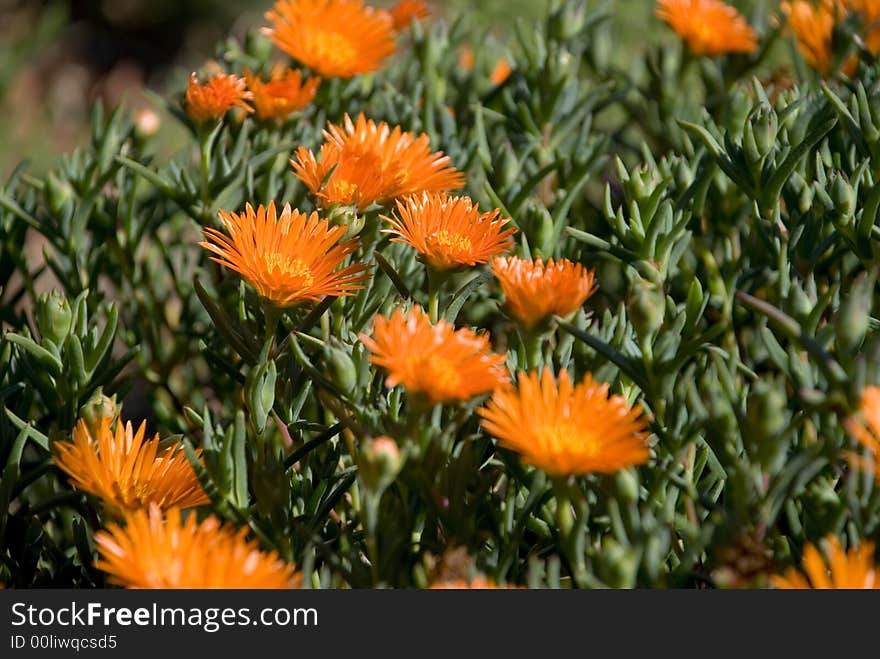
[830,173,856,224]
[45,172,74,216]
[744,381,789,472]
[598,538,639,589]
[79,387,118,438]
[836,271,873,355]
[134,109,161,139]
[628,276,665,341]
[614,468,640,503]
[358,436,403,492]
[35,291,73,346]
[752,106,777,159]
[325,341,358,396]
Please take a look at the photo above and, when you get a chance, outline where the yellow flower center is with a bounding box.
[264,253,315,287]
[422,355,462,399]
[308,31,357,70]
[327,178,359,205]
[430,230,472,256]
[538,422,594,458]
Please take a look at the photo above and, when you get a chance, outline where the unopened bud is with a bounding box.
[45,172,74,216]
[358,436,403,492]
[80,387,118,437]
[134,109,161,139]
[325,341,358,396]
[628,276,665,341]
[830,173,856,223]
[836,271,874,355]
[744,381,789,472]
[35,291,72,346]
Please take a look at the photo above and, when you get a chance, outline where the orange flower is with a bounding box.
[459,47,475,72]
[770,534,877,589]
[492,256,598,329]
[656,0,759,55]
[53,416,209,514]
[200,201,369,308]
[243,66,319,122]
[429,577,511,589]
[359,305,508,404]
[292,114,464,209]
[185,72,253,123]
[843,0,880,55]
[385,192,516,270]
[489,58,512,85]
[478,368,650,476]
[95,505,299,589]
[843,385,880,478]
[781,0,842,73]
[263,0,395,78]
[387,0,429,31]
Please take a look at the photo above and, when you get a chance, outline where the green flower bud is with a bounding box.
[752,106,777,159]
[836,271,874,355]
[628,276,665,341]
[35,291,73,346]
[325,341,358,396]
[246,359,277,432]
[598,538,639,589]
[614,468,640,503]
[79,387,117,437]
[830,173,856,223]
[45,172,74,216]
[744,381,790,473]
[358,436,403,492]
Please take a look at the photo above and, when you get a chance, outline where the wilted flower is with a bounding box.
[359,305,508,404]
[770,534,877,588]
[478,368,650,476]
[185,72,253,123]
[95,505,299,588]
[54,416,209,514]
[491,256,597,329]
[292,114,464,209]
[263,0,395,78]
[385,192,516,270]
[656,0,759,55]
[200,201,369,309]
[244,66,319,122]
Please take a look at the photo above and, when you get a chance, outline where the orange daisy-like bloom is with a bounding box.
[263,0,395,78]
[656,0,759,55]
[95,505,299,589]
[843,385,880,478]
[243,67,319,122]
[185,72,253,123]
[292,114,464,210]
[478,368,650,476]
[53,416,209,514]
[387,0,429,31]
[492,256,598,329]
[359,305,508,404]
[200,202,369,309]
[770,534,877,589]
[781,0,842,73]
[489,58,512,85]
[385,192,516,271]
[429,577,510,589]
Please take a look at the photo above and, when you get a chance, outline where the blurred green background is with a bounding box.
[0,0,767,177]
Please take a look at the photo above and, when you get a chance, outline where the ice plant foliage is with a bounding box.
[263,0,396,78]
[478,369,650,476]
[656,0,759,55]
[359,305,508,403]
[492,256,597,329]
[53,416,209,514]
[771,535,877,589]
[200,202,369,308]
[243,67,319,122]
[385,192,516,270]
[292,114,464,209]
[95,506,299,588]
[185,72,253,123]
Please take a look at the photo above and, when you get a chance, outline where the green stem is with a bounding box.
[521,329,544,372]
[553,478,589,588]
[426,267,447,323]
[263,304,281,352]
[364,489,382,586]
[199,126,214,209]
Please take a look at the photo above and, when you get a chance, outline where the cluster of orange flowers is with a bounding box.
[52,0,880,590]
[656,0,880,76]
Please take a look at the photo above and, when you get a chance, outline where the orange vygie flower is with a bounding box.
[656,0,759,55]
[385,192,516,271]
[492,256,598,329]
[478,368,650,476]
[200,201,369,309]
[263,0,395,78]
[781,0,842,73]
[489,58,512,85]
[243,66,319,122]
[292,114,464,210]
[770,534,877,589]
[844,385,880,478]
[359,305,509,404]
[53,416,209,514]
[95,505,299,589]
[429,577,512,589]
[185,72,253,123]
[387,0,429,31]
